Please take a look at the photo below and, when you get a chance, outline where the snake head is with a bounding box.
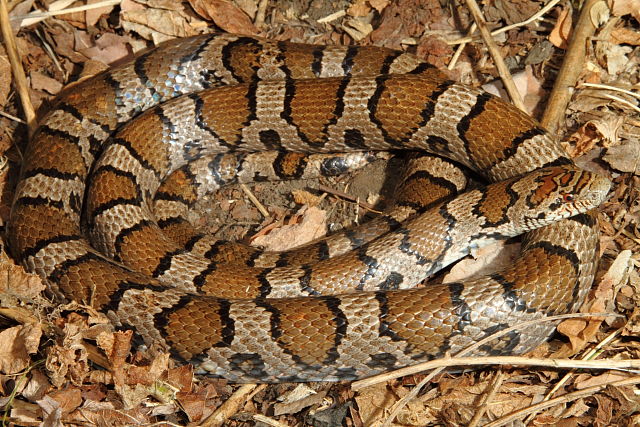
[512,165,611,230]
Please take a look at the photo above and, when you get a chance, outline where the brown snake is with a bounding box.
[8,34,611,382]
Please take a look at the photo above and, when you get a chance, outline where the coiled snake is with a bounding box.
[8,34,611,382]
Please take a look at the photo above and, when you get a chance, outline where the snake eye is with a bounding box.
[563,193,575,202]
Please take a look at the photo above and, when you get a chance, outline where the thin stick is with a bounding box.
[0,0,36,136]
[240,183,270,218]
[14,0,121,27]
[201,384,264,427]
[464,0,526,111]
[602,94,640,113]
[468,370,506,427]
[523,328,622,424]
[541,0,600,133]
[580,82,640,100]
[0,109,26,123]
[316,183,380,213]
[484,376,640,427]
[365,355,640,385]
[252,414,290,427]
[254,0,268,28]
[317,10,346,24]
[448,22,476,70]
[379,352,635,427]
[353,312,623,390]
[448,0,562,45]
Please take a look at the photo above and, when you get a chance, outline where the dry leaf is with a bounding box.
[234,0,257,19]
[21,370,51,401]
[120,0,145,13]
[610,27,640,45]
[188,0,258,35]
[46,316,91,387]
[549,6,573,49]
[145,0,185,10]
[274,384,327,416]
[85,0,118,27]
[575,372,633,389]
[556,250,631,355]
[605,43,633,75]
[0,324,42,374]
[251,206,327,251]
[482,68,542,115]
[30,71,63,95]
[603,140,640,173]
[121,6,204,43]
[80,33,133,65]
[368,0,390,13]
[347,0,372,17]
[610,0,640,21]
[48,387,82,414]
[343,17,373,41]
[443,242,520,283]
[0,259,46,299]
[590,0,611,26]
[564,114,623,157]
[354,383,396,425]
[36,395,63,427]
[176,390,206,422]
[166,364,193,392]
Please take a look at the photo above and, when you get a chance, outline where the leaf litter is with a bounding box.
[0,0,639,425]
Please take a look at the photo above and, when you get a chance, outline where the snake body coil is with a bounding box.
[9,34,610,382]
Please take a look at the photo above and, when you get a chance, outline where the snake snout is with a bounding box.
[584,173,612,207]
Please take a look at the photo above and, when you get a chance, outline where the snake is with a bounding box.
[8,33,611,383]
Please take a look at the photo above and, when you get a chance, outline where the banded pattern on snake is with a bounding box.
[8,33,610,382]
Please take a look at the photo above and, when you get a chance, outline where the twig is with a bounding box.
[0,306,39,325]
[448,0,562,45]
[317,10,346,24]
[13,0,121,27]
[376,314,623,427]
[34,28,64,75]
[577,83,640,112]
[464,0,526,111]
[316,183,380,213]
[254,0,268,29]
[484,376,640,427]
[541,0,601,133]
[0,109,26,124]
[468,370,506,427]
[602,94,640,113]
[353,312,623,391]
[252,414,290,427]
[523,328,622,424]
[201,384,265,427]
[379,352,635,427]
[0,0,36,136]
[363,354,640,386]
[240,183,270,218]
[580,82,640,100]
[448,22,476,70]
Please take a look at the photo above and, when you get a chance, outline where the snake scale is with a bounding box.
[8,33,611,382]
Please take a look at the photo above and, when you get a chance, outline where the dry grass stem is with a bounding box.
[464,0,526,111]
[485,376,640,427]
[448,0,562,45]
[541,0,601,132]
[240,183,270,218]
[14,0,121,27]
[1,0,36,135]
